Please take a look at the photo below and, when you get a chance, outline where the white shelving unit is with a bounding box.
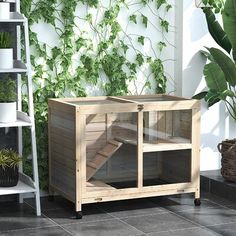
[0,0,41,216]
[0,60,27,73]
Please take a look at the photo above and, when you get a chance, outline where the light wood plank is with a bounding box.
[137,111,143,189]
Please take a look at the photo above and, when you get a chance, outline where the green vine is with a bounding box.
[21,0,174,190]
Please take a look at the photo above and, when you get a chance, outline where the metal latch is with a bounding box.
[137,104,144,111]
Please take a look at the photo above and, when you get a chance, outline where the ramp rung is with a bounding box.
[87,162,97,169]
[97,150,110,157]
[108,140,122,146]
[86,139,123,181]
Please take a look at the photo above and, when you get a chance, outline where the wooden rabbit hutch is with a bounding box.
[48,95,201,218]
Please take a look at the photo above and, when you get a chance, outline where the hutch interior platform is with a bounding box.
[48,95,201,219]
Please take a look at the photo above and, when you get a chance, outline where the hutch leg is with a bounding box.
[194,188,201,206]
[75,113,86,219]
[75,201,82,219]
[75,211,82,219]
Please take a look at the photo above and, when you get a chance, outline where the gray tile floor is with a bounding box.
[0,193,236,236]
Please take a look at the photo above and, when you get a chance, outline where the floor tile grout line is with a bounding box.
[206,198,236,210]
[147,226,204,235]
[204,220,236,228]
[147,225,223,236]
[94,205,148,236]
[95,204,168,219]
[202,193,236,206]
[24,199,74,212]
[0,224,64,234]
[59,217,117,227]
[24,200,74,236]
[159,206,206,228]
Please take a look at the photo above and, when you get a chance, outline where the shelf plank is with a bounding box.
[0,181,36,195]
[143,142,192,152]
[86,180,115,192]
[0,111,32,128]
[115,135,191,152]
[0,12,25,23]
[0,173,36,195]
[0,60,27,74]
[4,0,17,2]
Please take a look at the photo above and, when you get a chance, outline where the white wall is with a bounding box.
[182,0,235,171]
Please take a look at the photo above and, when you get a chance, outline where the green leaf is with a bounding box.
[192,91,208,100]
[200,49,214,61]
[204,90,221,107]
[86,13,92,23]
[203,8,232,54]
[75,37,86,51]
[208,47,236,86]
[120,41,129,54]
[166,4,172,12]
[223,0,236,61]
[203,62,227,92]
[220,89,235,100]
[160,18,169,32]
[129,14,137,24]
[141,14,148,28]
[138,36,145,45]
[157,41,166,52]
[157,0,166,9]
[136,53,144,66]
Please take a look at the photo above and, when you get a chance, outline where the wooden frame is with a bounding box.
[48,95,201,217]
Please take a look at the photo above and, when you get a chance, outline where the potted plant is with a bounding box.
[0,0,10,20]
[0,149,22,187]
[0,31,13,69]
[0,76,17,123]
[194,0,236,182]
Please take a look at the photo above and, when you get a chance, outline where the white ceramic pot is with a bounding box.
[0,48,13,69]
[0,102,17,123]
[0,2,10,20]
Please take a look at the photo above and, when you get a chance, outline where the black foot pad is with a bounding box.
[75,211,82,219]
[194,198,201,206]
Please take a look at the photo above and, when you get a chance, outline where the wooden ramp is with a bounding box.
[86,140,123,181]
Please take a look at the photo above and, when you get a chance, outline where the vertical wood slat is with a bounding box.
[137,111,143,189]
[75,111,86,212]
[106,114,113,177]
[191,106,201,198]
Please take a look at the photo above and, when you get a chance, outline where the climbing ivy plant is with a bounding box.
[21,0,174,190]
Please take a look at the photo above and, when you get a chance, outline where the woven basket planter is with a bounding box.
[0,166,19,187]
[218,139,236,182]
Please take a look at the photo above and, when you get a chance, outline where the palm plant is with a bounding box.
[0,149,22,187]
[0,149,22,170]
[193,0,236,121]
